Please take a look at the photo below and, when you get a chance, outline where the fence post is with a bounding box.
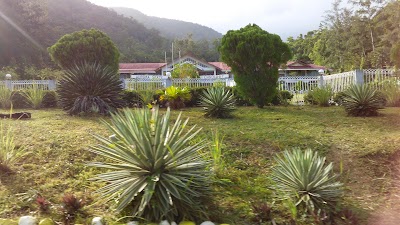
[318,75,324,88]
[355,69,364,85]
[120,78,126,90]
[163,77,172,88]
[48,80,57,90]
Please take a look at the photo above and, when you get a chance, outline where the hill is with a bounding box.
[111,7,222,41]
[0,0,170,67]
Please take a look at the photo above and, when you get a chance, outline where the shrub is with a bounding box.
[20,84,46,109]
[57,62,123,115]
[271,90,294,106]
[137,90,156,107]
[380,79,400,107]
[0,86,13,109]
[342,84,384,117]
[304,86,333,107]
[229,87,253,106]
[185,87,208,107]
[121,90,141,108]
[271,149,343,215]
[200,86,236,118]
[88,107,210,221]
[159,86,191,109]
[0,123,26,172]
[333,91,347,106]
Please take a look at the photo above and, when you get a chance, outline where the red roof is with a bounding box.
[208,62,231,71]
[119,63,166,71]
[285,61,326,70]
[119,62,231,73]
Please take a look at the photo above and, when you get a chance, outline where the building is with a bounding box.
[119,54,231,78]
[279,61,326,76]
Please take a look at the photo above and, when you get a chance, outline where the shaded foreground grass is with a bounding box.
[0,106,399,224]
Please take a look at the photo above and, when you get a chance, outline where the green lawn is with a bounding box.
[1,106,400,224]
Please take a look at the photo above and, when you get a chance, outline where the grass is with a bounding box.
[0,106,399,224]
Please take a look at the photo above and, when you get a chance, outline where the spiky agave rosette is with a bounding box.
[88,107,211,221]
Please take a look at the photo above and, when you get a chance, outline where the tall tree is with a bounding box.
[219,24,292,108]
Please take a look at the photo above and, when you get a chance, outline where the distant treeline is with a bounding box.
[287,0,399,72]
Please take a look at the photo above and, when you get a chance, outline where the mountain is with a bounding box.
[0,0,169,67]
[111,7,222,41]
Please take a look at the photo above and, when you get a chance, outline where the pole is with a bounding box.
[171,43,174,67]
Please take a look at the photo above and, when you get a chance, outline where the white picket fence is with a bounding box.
[124,78,165,91]
[171,78,227,88]
[278,69,396,94]
[0,80,57,91]
[1,69,396,93]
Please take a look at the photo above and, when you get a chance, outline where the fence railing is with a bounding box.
[278,76,320,93]
[363,69,396,89]
[0,80,57,91]
[1,69,396,93]
[123,78,164,91]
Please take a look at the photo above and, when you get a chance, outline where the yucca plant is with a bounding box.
[342,84,384,116]
[21,84,46,109]
[57,62,123,115]
[88,107,210,221]
[0,86,13,109]
[271,149,343,214]
[0,123,26,172]
[159,86,191,109]
[200,86,236,118]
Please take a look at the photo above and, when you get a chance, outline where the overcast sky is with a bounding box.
[87,0,334,40]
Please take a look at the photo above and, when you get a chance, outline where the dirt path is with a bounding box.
[367,151,400,225]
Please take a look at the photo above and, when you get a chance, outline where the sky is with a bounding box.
[87,0,334,40]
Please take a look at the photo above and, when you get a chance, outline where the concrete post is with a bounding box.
[355,69,364,85]
[318,75,324,88]
[48,80,57,90]
[164,77,172,88]
[5,79,12,90]
[120,78,126,89]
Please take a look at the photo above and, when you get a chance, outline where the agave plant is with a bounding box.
[342,84,384,117]
[57,62,123,115]
[0,86,13,109]
[88,107,210,221]
[200,86,236,118]
[0,123,26,172]
[271,149,343,213]
[160,86,191,109]
[21,84,46,109]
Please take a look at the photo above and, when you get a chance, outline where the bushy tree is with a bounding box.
[48,29,120,72]
[219,24,291,108]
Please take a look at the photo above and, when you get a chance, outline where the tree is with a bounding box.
[48,29,120,72]
[171,63,199,78]
[219,24,292,108]
[391,43,400,69]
